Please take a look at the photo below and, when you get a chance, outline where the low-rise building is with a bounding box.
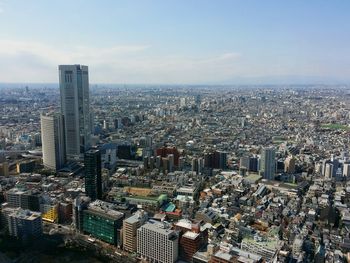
[241,233,280,261]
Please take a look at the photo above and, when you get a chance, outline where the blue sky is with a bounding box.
[0,0,349,84]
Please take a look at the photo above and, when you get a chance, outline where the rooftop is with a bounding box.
[183,231,200,240]
[140,220,178,238]
[175,219,192,230]
[88,200,124,219]
[242,234,279,251]
[11,209,41,221]
[124,210,148,224]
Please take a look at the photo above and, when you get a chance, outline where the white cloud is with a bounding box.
[0,39,243,83]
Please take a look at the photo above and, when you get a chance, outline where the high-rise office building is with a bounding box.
[137,221,179,263]
[84,149,102,200]
[178,156,185,170]
[249,156,259,172]
[204,150,227,170]
[192,158,198,174]
[195,94,201,107]
[168,154,174,172]
[217,151,227,170]
[41,113,66,171]
[260,147,276,180]
[162,157,170,174]
[59,64,91,158]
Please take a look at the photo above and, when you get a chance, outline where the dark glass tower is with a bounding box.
[84,149,102,200]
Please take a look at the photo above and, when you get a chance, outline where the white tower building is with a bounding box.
[41,113,66,170]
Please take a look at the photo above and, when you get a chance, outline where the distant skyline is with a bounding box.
[0,0,349,84]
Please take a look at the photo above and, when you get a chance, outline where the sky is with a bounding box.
[0,0,349,84]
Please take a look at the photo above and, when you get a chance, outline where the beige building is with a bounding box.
[123,210,148,252]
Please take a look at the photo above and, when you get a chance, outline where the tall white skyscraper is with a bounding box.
[41,113,66,170]
[260,147,276,180]
[59,65,91,158]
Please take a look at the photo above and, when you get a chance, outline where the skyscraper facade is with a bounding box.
[59,64,91,158]
[41,113,66,171]
[84,149,102,200]
[260,147,276,180]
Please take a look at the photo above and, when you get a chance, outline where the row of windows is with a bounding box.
[65,74,73,83]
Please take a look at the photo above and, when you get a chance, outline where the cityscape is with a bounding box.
[1,1,350,263]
